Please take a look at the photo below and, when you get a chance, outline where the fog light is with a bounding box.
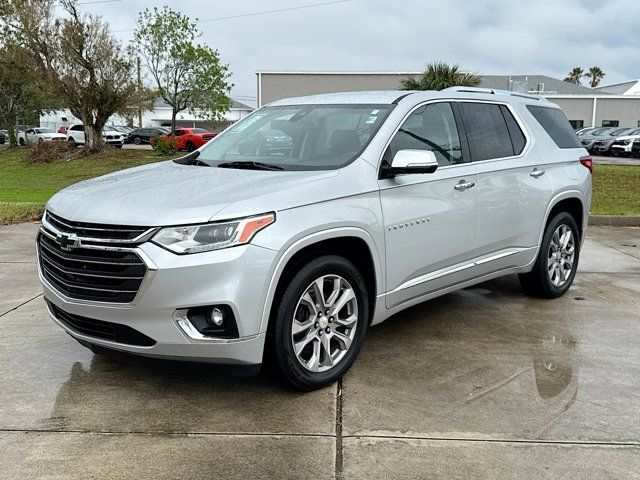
[209,307,224,326]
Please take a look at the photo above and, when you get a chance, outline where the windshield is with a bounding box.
[195,104,394,170]
[609,128,631,136]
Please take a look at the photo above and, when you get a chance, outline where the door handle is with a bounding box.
[454,180,475,191]
[530,168,545,178]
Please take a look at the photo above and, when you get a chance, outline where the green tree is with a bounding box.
[2,0,137,152]
[564,67,584,85]
[132,6,232,135]
[585,66,605,88]
[0,41,52,146]
[401,62,481,91]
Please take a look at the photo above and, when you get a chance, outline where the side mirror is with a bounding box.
[382,149,439,178]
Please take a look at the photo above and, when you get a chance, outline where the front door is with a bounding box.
[378,102,479,309]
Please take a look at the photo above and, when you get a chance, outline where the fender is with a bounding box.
[258,226,384,334]
[535,189,587,255]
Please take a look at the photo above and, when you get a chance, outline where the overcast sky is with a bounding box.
[83,0,640,107]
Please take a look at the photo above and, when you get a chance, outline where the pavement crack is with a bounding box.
[335,378,344,478]
[0,293,42,318]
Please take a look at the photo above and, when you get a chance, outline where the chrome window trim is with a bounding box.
[38,226,157,308]
[44,211,159,245]
[378,98,532,172]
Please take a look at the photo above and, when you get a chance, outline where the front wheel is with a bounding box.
[519,212,580,298]
[270,255,369,390]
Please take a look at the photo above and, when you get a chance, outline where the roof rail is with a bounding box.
[443,86,548,101]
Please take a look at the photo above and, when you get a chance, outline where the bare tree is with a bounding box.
[2,0,136,152]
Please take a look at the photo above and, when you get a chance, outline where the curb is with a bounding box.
[589,215,640,227]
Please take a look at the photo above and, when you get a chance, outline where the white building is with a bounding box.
[39,98,253,133]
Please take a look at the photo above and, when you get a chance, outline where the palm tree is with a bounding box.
[564,67,584,85]
[401,61,481,91]
[585,66,605,88]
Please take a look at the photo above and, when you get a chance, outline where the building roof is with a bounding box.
[152,98,253,111]
[479,75,598,95]
[595,80,639,95]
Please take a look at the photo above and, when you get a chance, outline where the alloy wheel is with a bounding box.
[291,274,358,372]
[547,224,575,287]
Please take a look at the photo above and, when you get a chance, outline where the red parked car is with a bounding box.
[151,128,217,151]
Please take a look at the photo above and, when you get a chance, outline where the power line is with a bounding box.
[112,0,350,33]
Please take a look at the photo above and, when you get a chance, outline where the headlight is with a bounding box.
[624,139,632,145]
[152,213,275,254]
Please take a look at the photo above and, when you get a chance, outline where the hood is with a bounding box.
[46,159,359,226]
[614,134,640,141]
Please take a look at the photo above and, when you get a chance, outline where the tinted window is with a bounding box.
[384,102,462,167]
[500,105,526,155]
[175,130,186,136]
[527,106,581,148]
[459,103,514,161]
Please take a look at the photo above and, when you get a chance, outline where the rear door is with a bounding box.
[379,101,479,309]
[458,101,552,275]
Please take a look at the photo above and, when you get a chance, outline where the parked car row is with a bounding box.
[578,126,640,156]
[2,124,217,152]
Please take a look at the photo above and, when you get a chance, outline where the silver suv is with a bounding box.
[38,87,592,390]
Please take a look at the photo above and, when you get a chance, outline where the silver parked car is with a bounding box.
[38,88,592,390]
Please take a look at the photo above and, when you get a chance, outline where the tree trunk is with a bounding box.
[85,124,104,153]
[170,109,177,149]
[7,118,18,148]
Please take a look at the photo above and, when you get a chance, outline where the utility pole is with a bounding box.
[137,57,143,128]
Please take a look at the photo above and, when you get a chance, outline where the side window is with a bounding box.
[175,130,185,137]
[27,129,34,134]
[500,105,526,155]
[459,103,514,161]
[385,102,462,167]
[526,105,581,149]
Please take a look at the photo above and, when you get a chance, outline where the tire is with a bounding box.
[519,212,580,298]
[269,255,369,391]
[67,137,76,148]
[133,136,141,145]
[186,141,196,152]
[19,137,25,146]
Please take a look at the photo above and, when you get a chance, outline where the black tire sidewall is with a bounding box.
[273,255,369,390]
[536,212,580,297]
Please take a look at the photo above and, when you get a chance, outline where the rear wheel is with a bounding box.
[519,212,580,298]
[19,137,25,146]
[132,136,142,145]
[270,255,368,390]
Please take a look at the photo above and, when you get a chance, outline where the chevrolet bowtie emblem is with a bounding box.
[56,233,81,251]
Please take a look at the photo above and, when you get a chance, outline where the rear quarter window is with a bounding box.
[526,105,581,148]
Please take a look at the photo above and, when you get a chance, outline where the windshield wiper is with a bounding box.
[173,151,210,167]
[217,161,284,171]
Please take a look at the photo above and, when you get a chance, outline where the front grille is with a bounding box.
[45,211,150,242]
[612,140,627,147]
[47,300,156,346]
[38,232,147,303]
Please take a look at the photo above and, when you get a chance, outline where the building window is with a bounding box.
[637,120,640,127]
[569,120,584,130]
[601,120,619,127]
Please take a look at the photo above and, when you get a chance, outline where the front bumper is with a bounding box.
[610,144,632,154]
[40,237,277,364]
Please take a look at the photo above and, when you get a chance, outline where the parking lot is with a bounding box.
[1,223,639,479]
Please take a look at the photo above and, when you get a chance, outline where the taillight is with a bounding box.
[579,155,592,174]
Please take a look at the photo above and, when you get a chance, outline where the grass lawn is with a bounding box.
[0,146,176,225]
[0,146,638,224]
[591,164,640,215]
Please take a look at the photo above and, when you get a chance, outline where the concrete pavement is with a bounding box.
[1,223,639,479]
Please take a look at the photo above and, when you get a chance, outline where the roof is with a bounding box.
[268,90,407,105]
[152,98,253,110]
[267,88,552,107]
[595,80,639,95]
[479,75,598,95]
